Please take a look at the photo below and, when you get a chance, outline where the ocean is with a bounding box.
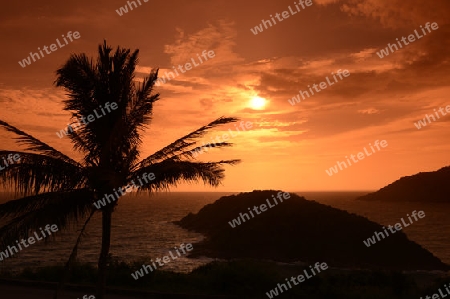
[0,191,449,274]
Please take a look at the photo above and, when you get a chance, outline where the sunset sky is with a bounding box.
[0,0,449,192]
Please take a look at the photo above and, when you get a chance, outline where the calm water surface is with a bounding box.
[0,191,449,273]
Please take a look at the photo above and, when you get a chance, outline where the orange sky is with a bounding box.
[0,0,449,192]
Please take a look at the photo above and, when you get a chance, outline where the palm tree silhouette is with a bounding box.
[0,41,240,298]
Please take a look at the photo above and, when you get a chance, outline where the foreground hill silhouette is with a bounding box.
[357,166,450,202]
[177,190,448,271]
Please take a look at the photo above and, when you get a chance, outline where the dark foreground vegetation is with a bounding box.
[0,259,448,299]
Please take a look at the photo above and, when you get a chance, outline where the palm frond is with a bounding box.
[55,42,144,174]
[54,53,98,113]
[66,130,99,167]
[0,121,81,167]
[0,151,86,195]
[173,141,234,160]
[134,117,239,170]
[130,159,240,192]
[0,189,96,249]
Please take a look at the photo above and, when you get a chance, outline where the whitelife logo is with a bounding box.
[414,105,450,129]
[93,172,156,209]
[131,243,193,280]
[376,22,439,59]
[190,121,253,158]
[421,283,450,299]
[0,153,21,172]
[115,0,149,16]
[228,192,290,228]
[288,69,350,106]
[250,0,313,35]
[265,262,328,298]
[18,31,81,68]
[363,211,425,247]
[154,50,215,86]
[0,224,59,261]
[325,140,388,176]
[56,102,118,139]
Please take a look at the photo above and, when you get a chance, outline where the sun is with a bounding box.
[249,96,267,110]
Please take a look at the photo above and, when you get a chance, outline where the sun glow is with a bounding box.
[249,96,267,110]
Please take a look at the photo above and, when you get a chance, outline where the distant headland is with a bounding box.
[357,166,450,202]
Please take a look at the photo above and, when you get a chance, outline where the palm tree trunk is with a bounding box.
[54,210,95,299]
[96,207,112,299]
